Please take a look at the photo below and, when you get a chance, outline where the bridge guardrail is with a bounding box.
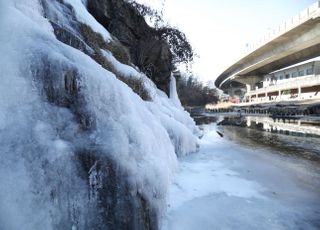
[246,1,320,53]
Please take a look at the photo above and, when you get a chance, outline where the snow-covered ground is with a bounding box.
[162,123,320,230]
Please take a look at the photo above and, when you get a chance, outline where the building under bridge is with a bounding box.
[215,1,320,106]
[246,60,320,103]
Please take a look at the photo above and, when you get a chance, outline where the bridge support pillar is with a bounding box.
[246,84,251,93]
[278,90,281,101]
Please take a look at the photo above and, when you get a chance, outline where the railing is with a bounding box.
[248,117,320,136]
[247,75,320,95]
[246,1,320,53]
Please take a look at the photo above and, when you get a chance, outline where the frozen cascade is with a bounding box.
[0,0,199,229]
[169,75,182,108]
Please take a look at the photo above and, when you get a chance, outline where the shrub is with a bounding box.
[117,75,151,101]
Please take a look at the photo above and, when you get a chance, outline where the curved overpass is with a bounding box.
[215,1,320,94]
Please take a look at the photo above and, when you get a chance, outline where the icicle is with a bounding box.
[169,74,182,108]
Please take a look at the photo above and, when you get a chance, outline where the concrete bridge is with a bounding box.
[215,1,320,96]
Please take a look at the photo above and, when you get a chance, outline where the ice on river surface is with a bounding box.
[162,124,320,230]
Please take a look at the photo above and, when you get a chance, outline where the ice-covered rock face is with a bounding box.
[0,0,198,229]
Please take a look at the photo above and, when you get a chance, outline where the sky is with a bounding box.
[136,0,317,82]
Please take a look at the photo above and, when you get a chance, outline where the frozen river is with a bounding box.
[162,118,320,230]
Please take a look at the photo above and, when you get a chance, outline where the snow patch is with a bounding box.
[101,49,139,78]
[63,0,111,41]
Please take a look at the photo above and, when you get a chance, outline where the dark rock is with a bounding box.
[76,150,158,230]
[31,56,96,131]
[87,0,173,94]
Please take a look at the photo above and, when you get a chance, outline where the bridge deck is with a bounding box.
[215,1,320,89]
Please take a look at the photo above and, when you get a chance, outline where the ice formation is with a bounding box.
[0,0,199,229]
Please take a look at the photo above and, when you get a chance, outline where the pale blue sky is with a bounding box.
[161,0,317,82]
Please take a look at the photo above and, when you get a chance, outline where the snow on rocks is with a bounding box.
[64,0,111,41]
[0,0,199,228]
[100,48,200,157]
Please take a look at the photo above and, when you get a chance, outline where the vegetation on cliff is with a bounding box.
[87,0,194,94]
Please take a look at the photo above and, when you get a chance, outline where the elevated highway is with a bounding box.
[215,1,320,95]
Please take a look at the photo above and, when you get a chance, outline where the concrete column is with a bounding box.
[298,86,301,99]
[278,90,281,101]
[246,84,251,93]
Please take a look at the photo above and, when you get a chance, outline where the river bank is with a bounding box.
[162,116,320,229]
[206,99,320,120]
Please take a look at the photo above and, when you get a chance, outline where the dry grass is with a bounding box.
[79,23,131,65]
[118,75,151,101]
[79,23,150,101]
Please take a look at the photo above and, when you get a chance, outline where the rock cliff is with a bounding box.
[87,0,173,94]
